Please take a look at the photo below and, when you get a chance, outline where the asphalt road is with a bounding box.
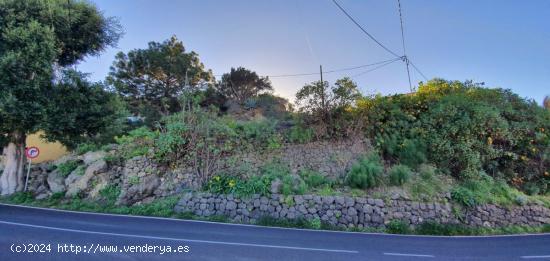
[0,204,549,260]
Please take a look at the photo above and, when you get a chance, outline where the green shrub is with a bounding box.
[451,186,478,207]
[451,173,525,207]
[415,221,473,236]
[57,160,80,177]
[397,139,427,168]
[360,79,550,195]
[2,191,34,204]
[346,154,384,189]
[234,119,278,148]
[299,169,329,188]
[115,126,157,159]
[386,219,411,234]
[121,196,179,217]
[421,94,509,179]
[288,125,314,144]
[376,135,427,168]
[234,174,275,197]
[75,143,99,155]
[408,164,445,200]
[104,154,124,166]
[317,185,338,196]
[206,172,275,197]
[267,134,283,150]
[389,164,412,186]
[260,161,291,178]
[280,175,307,196]
[309,217,322,229]
[99,185,121,202]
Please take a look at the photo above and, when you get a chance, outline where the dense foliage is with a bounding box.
[0,0,122,195]
[216,67,273,105]
[295,77,362,138]
[360,79,550,194]
[111,77,549,202]
[346,154,384,189]
[107,35,213,119]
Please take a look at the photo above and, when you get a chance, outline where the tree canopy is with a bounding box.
[42,70,125,149]
[0,0,122,195]
[295,77,361,137]
[107,35,213,116]
[217,67,273,104]
[295,77,360,116]
[0,0,122,144]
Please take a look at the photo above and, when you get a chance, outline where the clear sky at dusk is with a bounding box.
[78,0,550,104]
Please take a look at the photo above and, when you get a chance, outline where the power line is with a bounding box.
[331,0,402,59]
[213,58,401,78]
[409,60,428,81]
[350,58,401,78]
[397,0,413,91]
[332,0,430,86]
[323,58,401,74]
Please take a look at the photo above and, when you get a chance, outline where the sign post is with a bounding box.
[24,147,40,192]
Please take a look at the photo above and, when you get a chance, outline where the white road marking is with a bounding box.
[521,256,550,259]
[384,252,434,258]
[0,220,359,254]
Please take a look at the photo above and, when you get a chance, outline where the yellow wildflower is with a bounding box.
[229,180,236,188]
[521,155,528,161]
[487,137,493,145]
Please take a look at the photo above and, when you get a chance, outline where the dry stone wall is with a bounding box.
[22,139,369,206]
[174,192,550,229]
[175,138,369,189]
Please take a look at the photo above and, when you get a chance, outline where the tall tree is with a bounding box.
[0,0,122,195]
[107,36,213,117]
[295,80,331,121]
[295,77,360,118]
[295,77,361,136]
[217,67,273,104]
[544,96,550,110]
[332,77,362,108]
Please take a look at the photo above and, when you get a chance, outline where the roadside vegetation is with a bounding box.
[101,78,550,208]
[1,0,550,235]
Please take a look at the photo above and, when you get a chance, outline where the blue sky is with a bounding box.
[78,0,550,104]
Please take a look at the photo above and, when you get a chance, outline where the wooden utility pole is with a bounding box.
[319,65,325,117]
[319,65,329,129]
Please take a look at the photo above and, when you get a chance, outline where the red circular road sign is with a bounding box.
[25,147,40,159]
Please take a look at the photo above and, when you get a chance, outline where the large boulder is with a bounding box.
[47,170,66,193]
[87,172,111,199]
[81,151,106,165]
[117,174,160,206]
[65,159,107,197]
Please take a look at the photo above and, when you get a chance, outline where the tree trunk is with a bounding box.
[0,132,26,195]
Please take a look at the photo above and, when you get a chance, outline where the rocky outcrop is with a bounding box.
[174,193,550,229]
[21,138,369,205]
[46,170,65,193]
[65,159,107,197]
